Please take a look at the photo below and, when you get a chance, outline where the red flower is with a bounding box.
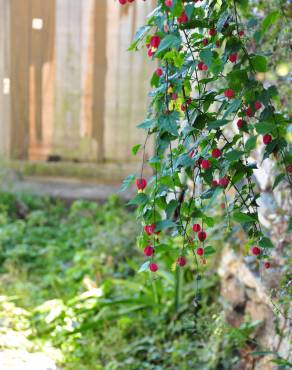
[172,92,178,100]
[198,231,207,242]
[254,101,262,111]
[198,62,208,71]
[263,134,272,145]
[219,176,229,188]
[189,149,195,158]
[177,256,186,267]
[197,158,203,166]
[237,119,244,129]
[178,11,188,24]
[150,35,161,48]
[251,246,261,256]
[229,53,238,63]
[192,223,201,233]
[211,179,218,188]
[238,30,244,37]
[148,48,154,57]
[245,107,254,117]
[216,40,221,48]
[149,262,158,272]
[165,0,172,6]
[119,0,127,4]
[212,148,221,158]
[286,165,292,173]
[156,68,163,77]
[144,224,156,235]
[209,28,217,36]
[202,38,208,46]
[201,159,211,170]
[224,89,234,100]
[264,261,271,269]
[196,247,204,256]
[136,178,147,191]
[144,246,154,257]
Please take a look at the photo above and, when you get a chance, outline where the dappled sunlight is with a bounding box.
[0,350,58,370]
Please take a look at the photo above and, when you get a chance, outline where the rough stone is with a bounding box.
[218,247,291,368]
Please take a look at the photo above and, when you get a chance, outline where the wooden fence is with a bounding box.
[0,0,154,169]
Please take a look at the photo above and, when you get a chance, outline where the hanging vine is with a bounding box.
[120,0,291,277]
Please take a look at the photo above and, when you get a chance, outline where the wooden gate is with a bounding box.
[0,0,154,164]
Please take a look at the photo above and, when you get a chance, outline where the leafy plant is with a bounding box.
[121,0,291,276]
[0,192,267,369]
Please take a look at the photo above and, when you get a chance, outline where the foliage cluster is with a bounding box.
[122,0,292,275]
[0,192,271,370]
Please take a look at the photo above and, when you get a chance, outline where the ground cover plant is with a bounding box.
[0,192,277,369]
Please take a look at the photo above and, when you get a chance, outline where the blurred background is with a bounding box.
[0,1,291,370]
[0,0,154,196]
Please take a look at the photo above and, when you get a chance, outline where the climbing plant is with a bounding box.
[120,0,291,274]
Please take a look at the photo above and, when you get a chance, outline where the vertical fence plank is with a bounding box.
[28,0,55,160]
[40,0,56,160]
[92,0,107,161]
[10,0,30,159]
[0,0,10,158]
[7,0,155,169]
[104,1,154,163]
[54,0,83,160]
[80,0,95,140]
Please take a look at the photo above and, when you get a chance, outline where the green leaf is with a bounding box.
[138,261,150,273]
[204,246,216,256]
[128,193,148,206]
[262,11,279,34]
[172,0,183,17]
[199,48,213,68]
[245,136,257,152]
[271,359,292,367]
[166,199,178,219]
[150,72,160,87]
[223,99,242,119]
[207,119,229,129]
[155,219,176,231]
[137,119,155,129]
[205,186,223,210]
[250,55,267,72]
[174,153,193,169]
[156,34,181,54]
[272,173,285,190]
[259,237,274,249]
[203,216,215,227]
[201,188,215,199]
[217,11,229,32]
[159,115,178,136]
[184,4,194,20]
[263,139,278,159]
[119,174,136,192]
[148,155,160,164]
[128,25,150,51]
[255,121,276,135]
[225,150,244,161]
[233,212,256,223]
[210,57,223,75]
[131,144,141,156]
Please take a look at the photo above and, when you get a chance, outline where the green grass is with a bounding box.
[0,192,258,369]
